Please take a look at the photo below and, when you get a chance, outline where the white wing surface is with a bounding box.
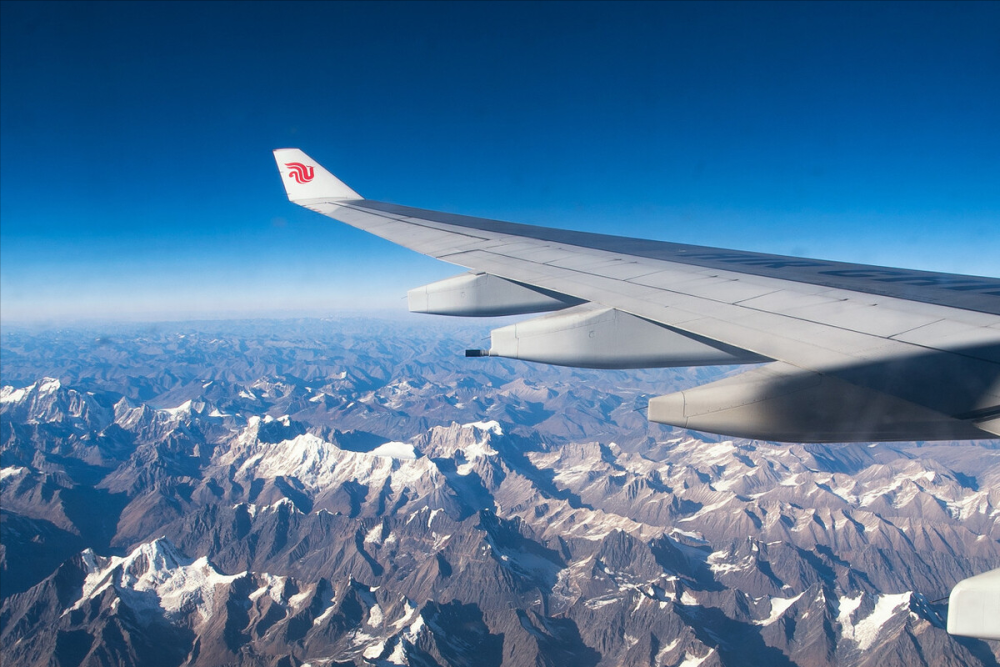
[274,149,1000,443]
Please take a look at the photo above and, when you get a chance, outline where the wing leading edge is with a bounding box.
[273,149,1000,443]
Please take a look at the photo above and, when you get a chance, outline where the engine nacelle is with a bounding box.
[467,304,765,369]
[948,568,1000,640]
[408,272,580,317]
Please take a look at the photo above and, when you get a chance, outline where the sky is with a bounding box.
[2,1,998,323]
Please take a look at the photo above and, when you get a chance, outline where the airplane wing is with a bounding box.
[274,149,1000,444]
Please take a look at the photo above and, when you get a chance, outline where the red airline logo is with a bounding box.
[285,162,315,184]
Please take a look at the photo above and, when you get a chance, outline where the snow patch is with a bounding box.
[39,378,61,394]
[1,466,27,482]
[161,400,192,417]
[405,614,425,640]
[365,524,384,545]
[370,441,417,460]
[655,638,680,662]
[392,600,418,630]
[288,588,312,609]
[585,596,620,609]
[678,648,715,667]
[462,420,503,436]
[754,593,802,625]
[233,502,258,518]
[0,384,33,404]
[670,529,707,543]
[363,641,386,659]
[249,573,289,604]
[851,592,911,650]
[837,593,863,630]
[707,549,754,575]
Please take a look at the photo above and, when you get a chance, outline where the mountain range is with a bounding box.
[2,317,998,666]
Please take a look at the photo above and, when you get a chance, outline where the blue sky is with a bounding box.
[2,1,998,323]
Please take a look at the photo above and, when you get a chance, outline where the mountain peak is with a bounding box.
[462,420,503,436]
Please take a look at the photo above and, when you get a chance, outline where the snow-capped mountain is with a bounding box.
[2,318,998,666]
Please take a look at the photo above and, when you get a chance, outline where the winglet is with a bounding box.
[273,148,362,202]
